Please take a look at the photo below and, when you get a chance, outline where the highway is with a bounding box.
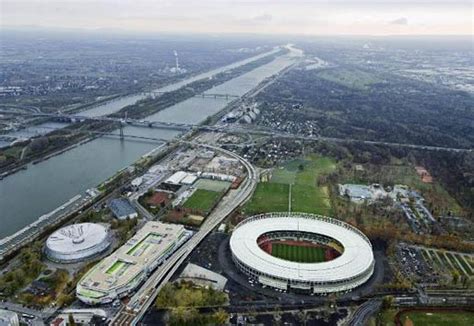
[6,107,470,155]
[347,299,382,326]
[217,126,473,153]
[110,142,258,326]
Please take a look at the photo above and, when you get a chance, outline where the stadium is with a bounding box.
[45,223,111,263]
[230,213,375,294]
[76,221,193,304]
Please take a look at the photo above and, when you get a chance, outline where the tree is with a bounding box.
[212,309,228,325]
[68,313,76,326]
[29,137,49,152]
[382,295,394,309]
[451,270,460,285]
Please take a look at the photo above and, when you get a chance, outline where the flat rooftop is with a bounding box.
[78,221,186,297]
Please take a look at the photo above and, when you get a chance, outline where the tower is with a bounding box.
[174,50,179,71]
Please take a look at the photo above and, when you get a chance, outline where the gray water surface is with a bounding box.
[0,50,296,239]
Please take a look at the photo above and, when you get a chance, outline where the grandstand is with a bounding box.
[230,212,375,294]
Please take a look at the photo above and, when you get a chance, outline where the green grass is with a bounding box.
[271,243,326,263]
[291,184,331,215]
[183,189,222,213]
[316,67,380,90]
[445,252,463,274]
[271,167,297,184]
[245,155,336,215]
[294,156,336,186]
[400,311,474,326]
[436,251,453,270]
[244,183,290,214]
[457,256,474,276]
[194,179,231,192]
[126,233,161,256]
[1,146,23,159]
[106,261,126,275]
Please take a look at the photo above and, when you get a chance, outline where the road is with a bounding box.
[218,126,473,153]
[347,299,382,326]
[110,142,258,326]
[130,198,154,221]
[0,301,50,325]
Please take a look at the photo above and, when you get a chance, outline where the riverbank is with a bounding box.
[0,45,299,241]
[0,49,283,179]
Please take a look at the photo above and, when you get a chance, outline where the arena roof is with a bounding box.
[46,223,108,257]
[230,213,374,284]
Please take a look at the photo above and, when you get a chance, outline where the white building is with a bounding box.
[0,309,19,326]
[230,213,374,294]
[177,263,228,290]
[45,223,111,263]
[77,221,192,304]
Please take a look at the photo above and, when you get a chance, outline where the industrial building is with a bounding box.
[230,213,374,294]
[108,198,138,220]
[76,221,193,304]
[45,223,111,263]
[164,171,198,185]
[177,263,228,291]
[338,183,411,203]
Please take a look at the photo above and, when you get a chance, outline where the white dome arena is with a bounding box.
[45,223,111,263]
[230,213,375,294]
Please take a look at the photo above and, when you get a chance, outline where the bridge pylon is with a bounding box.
[119,123,124,140]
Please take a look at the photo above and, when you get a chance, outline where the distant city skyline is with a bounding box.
[1,0,472,36]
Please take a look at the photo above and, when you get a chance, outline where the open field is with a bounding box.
[247,155,336,215]
[316,67,381,90]
[271,243,326,263]
[399,311,474,326]
[291,184,331,215]
[270,166,297,184]
[294,156,336,186]
[183,189,222,214]
[244,183,290,214]
[194,179,231,192]
[271,156,336,186]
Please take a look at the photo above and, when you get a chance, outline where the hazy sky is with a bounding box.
[1,0,472,35]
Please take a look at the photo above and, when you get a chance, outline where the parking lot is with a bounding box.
[396,244,439,285]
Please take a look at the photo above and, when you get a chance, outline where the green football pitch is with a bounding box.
[271,243,326,263]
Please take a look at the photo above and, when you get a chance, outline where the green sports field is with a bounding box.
[183,189,222,214]
[271,243,326,263]
[244,155,336,215]
[244,183,290,214]
[400,311,474,326]
[194,179,231,192]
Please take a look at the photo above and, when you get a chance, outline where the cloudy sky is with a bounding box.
[1,0,472,35]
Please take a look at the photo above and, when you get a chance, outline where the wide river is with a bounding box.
[0,50,296,239]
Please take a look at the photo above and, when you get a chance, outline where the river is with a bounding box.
[0,48,296,239]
